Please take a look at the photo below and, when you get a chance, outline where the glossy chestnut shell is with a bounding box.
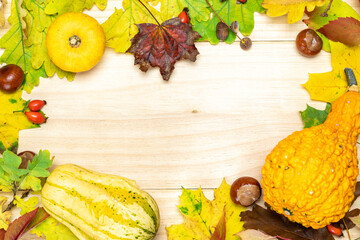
[230,176,261,207]
[0,64,25,93]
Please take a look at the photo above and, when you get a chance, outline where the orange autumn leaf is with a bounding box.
[303,41,360,103]
[262,0,326,24]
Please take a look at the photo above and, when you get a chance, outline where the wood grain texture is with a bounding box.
[0,0,360,239]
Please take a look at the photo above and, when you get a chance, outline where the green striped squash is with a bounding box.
[41,164,160,240]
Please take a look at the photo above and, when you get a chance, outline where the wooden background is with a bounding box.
[1,0,360,239]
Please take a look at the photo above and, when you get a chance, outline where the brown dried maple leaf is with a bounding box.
[126,17,201,81]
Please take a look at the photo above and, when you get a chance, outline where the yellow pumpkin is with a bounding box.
[262,68,360,229]
[46,12,106,73]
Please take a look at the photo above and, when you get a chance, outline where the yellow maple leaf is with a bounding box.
[303,41,360,103]
[0,196,11,230]
[101,0,162,53]
[166,179,245,240]
[262,0,326,23]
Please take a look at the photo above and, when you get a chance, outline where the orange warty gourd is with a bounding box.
[262,68,360,229]
[46,12,106,73]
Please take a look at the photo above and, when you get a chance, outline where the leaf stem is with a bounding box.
[14,0,26,74]
[136,0,161,26]
[321,0,333,17]
[204,0,243,42]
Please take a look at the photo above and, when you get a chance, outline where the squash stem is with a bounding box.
[345,68,359,92]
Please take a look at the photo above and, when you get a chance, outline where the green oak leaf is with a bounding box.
[22,0,75,81]
[19,150,52,191]
[300,103,331,128]
[0,0,47,93]
[0,151,29,182]
[149,0,211,25]
[194,0,265,44]
[44,0,107,16]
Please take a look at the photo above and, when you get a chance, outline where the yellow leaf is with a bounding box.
[0,0,7,28]
[0,90,38,152]
[167,179,245,240]
[303,41,360,103]
[262,0,326,23]
[102,0,162,53]
[0,196,11,230]
[14,195,39,215]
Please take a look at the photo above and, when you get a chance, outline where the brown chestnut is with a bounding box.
[0,64,25,93]
[17,151,35,169]
[296,29,323,57]
[230,176,261,207]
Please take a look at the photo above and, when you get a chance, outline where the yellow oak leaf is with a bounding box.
[0,0,7,28]
[0,196,11,230]
[14,195,39,215]
[0,90,38,152]
[303,41,360,103]
[167,179,245,240]
[262,0,326,23]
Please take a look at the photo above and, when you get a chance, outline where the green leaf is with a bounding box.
[194,0,265,44]
[0,0,47,93]
[30,217,79,240]
[19,150,52,191]
[300,103,331,128]
[0,151,29,182]
[102,0,162,53]
[151,0,211,25]
[22,0,75,82]
[44,0,107,16]
[14,196,39,215]
[304,0,360,30]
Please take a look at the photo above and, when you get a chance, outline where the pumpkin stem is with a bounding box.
[69,35,81,48]
[345,68,359,92]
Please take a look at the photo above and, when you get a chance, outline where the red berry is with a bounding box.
[326,224,342,236]
[28,100,46,112]
[178,9,189,24]
[25,111,46,124]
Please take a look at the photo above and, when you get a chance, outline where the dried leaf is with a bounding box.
[0,197,11,230]
[0,229,5,240]
[262,0,326,24]
[4,207,38,240]
[167,179,246,240]
[303,41,360,103]
[210,208,226,240]
[235,229,277,240]
[127,17,201,81]
[240,204,335,240]
[318,17,360,46]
